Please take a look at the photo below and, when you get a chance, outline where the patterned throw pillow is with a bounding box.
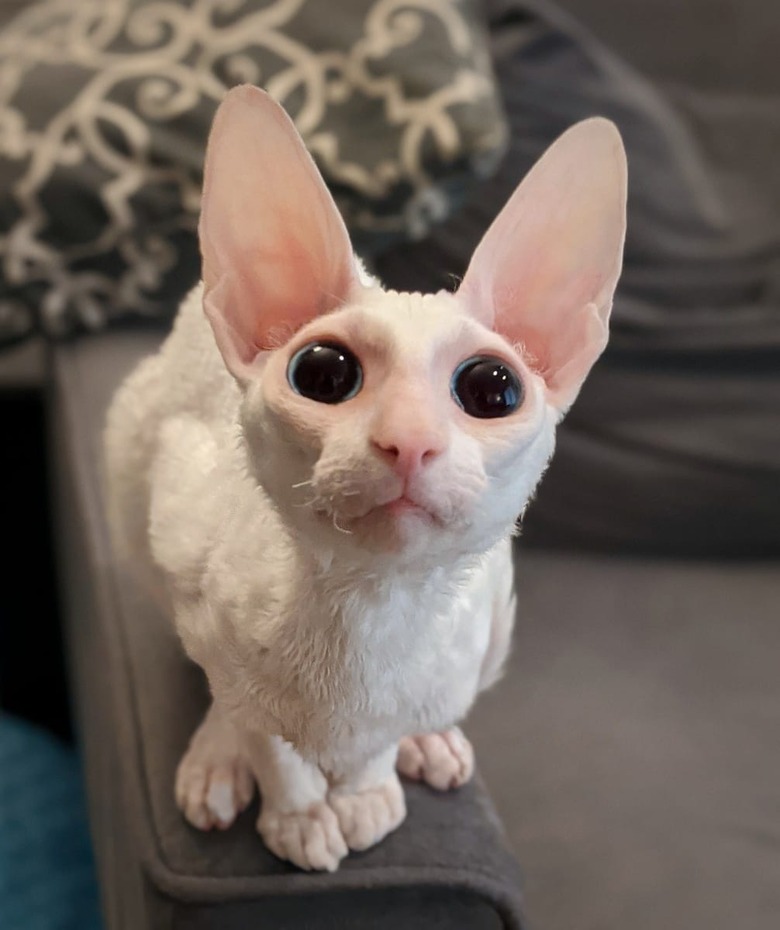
[0,0,507,341]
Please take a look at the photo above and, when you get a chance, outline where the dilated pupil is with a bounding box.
[288,343,361,403]
[453,358,522,418]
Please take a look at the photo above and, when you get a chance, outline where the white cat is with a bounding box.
[104,86,627,872]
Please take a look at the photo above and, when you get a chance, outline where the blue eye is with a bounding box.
[451,356,523,418]
[287,342,362,404]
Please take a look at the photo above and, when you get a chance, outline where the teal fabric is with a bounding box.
[0,715,102,930]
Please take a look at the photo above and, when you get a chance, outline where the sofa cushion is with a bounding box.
[469,549,780,930]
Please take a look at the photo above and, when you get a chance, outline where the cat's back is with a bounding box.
[139,284,236,423]
[104,285,239,556]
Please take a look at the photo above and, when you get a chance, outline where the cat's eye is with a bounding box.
[287,342,362,404]
[451,356,523,419]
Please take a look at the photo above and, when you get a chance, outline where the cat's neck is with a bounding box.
[285,527,489,621]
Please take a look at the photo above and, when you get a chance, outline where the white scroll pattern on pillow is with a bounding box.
[0,0,505,335]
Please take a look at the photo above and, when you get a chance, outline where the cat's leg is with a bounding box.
[175,701,256,830]
[328,744,407,852]
[396,551,514,792]
[476,578,516,692]
[397,726,475,791]
[397,541,513,792]
[246,733,348,872]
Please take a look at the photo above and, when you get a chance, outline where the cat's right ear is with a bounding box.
[199,86,360,383]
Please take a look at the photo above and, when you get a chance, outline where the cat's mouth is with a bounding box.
[374,495,439,523]
[312,492,445,532]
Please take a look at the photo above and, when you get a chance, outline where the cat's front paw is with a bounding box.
[397,727,474,791]
[175,726,255,831]
[329,775,406,851]
[257,802,348,872]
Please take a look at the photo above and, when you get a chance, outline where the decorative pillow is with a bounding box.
[0,0,507,341]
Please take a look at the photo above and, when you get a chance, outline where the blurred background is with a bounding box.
[0,1,778,929]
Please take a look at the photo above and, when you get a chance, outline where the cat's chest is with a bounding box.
[217,574,492,751]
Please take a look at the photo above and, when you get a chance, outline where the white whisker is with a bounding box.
[332,514,353,535]
[293,495,317,509]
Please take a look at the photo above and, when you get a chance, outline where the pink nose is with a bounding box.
[371,436,443,479]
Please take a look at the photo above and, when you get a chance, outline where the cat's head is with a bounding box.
[199,87,627,567]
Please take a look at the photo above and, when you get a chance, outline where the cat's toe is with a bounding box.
[257,802,348,872]
[175,744,255,830]
[329,775,406,851]
[397,727,474,791]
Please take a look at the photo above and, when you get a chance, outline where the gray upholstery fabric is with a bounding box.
[468,551,780,930]
[50,328,526,929]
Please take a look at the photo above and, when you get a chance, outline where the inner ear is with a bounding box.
[457,117,627,414]
[199,85,360,382]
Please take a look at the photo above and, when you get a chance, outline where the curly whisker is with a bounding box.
[331,514,354,535]
[293,494,318,510]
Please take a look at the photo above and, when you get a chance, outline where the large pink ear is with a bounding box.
[458,118,627,415]
[200,86,359,382]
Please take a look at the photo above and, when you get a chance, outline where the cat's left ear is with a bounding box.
[199,85,360,383]
[457,118,627,416]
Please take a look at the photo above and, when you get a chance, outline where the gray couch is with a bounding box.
[49,327,780,930]
[33,1,780,928]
